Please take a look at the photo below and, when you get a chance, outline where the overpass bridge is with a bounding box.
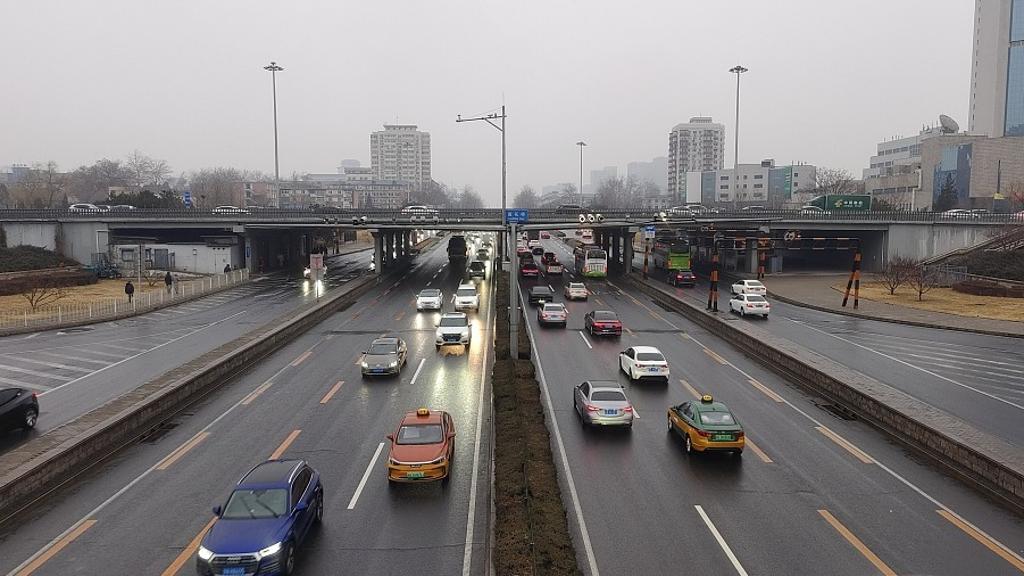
[0,208,1013,275]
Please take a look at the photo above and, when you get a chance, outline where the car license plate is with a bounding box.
[373,369,384,373]
[221,568,246,576]
[712,434,733,441]
[406,471,425,479]
[648,367,661,373]
[604,409,617,416]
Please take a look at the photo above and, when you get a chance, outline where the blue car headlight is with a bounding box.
[256,542,283,559]
[197,545,214,561]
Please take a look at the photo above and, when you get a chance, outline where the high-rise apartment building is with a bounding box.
[969,0,1024,137]
[369,124,432,190]
[668,117,725,202]
[627,156,669,192]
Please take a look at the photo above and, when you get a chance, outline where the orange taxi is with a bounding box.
[386,408,456,484]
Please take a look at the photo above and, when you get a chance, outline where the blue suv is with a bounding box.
[196,459,323,576]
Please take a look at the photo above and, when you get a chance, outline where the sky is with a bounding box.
[1,0,974,205]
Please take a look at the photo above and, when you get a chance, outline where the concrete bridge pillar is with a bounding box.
[373,231,384,274]
[623,232,634,274]
[402,231,411,258]
[611,230,621,272]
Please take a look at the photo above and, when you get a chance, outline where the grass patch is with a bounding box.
[492,272,581,576]
[0,246,80,272]
[837,281,1024,322]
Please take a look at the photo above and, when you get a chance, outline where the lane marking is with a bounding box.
[61,348,126,359]
[0,363,72,381]
[462,278,495,576]
[818,510,896,576]
[156,432,211,470]
[578,331,593,349]
[680,378,701,399]
[241,380,274,405]
[409,358,426,385]
[0,376,49,391]
[270,429,301,460]
[624,327,635,336]
[290,350,313,366]
[937,509,1024,572]
[745,438,772,463]
[23,333,39,340]
[816,426,874,464]
[38,311,247,397]
[33,352,112,366]
[92,342,150,352]
[347,442,385,510]
[517,282,600,576]
[320,380,344,404]
[702,348,728,365]
[694,505,749,576]
[748,378,784,403]
[790,318,1024,412]
[13,519,97,576]
[394,310,406,322]
[159,516,217,576]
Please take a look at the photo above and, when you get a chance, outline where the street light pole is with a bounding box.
[576,141,587,206]
[264,61,284,207]
[729,65,748,211]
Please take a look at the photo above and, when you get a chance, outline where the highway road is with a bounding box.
[523,237,1024,575]
[617,246,1024,451]
[0,237,494,576]
[0,247,372,453]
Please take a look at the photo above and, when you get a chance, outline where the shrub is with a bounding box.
[0,246,80,273]
[952,280,1024,298]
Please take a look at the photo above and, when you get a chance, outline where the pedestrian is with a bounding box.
[124,280,135,303]
[224,263,231,274]
[164,271,173,294]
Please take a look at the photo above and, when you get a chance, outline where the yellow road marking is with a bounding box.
[156,432,210,471]
[624,327,635,336]
[679,379,701,399]
[937,509,1024,572]
[394,310,406,322]
[159,517,217,576]
[703,348,728,365]
[818,510,897,576]
[270,429,301,460]
[320,380,344,404]
[748,378,784,403]
[15,519,97,576]
[745,438,773,463]
[291,350,313,366]
[816,426,874,464]
[241,381,273,405]
[594,297,604,306]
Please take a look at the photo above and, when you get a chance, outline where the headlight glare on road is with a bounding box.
[197,546,214,561]
[256,542,282,559]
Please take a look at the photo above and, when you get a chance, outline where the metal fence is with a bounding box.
[0,268,249,332]
[924,264,1024,288]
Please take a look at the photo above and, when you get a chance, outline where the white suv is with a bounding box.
[436,313,472,348]
[454,283,480,311]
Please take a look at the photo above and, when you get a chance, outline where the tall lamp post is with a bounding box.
[264,61,284,207]
[729,65,748,211]
[576,141,587,206]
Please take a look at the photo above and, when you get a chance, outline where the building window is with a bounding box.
[753,184,763,189]
[753,175,763,179]
[720,185,729,190]
[720,175,729,180]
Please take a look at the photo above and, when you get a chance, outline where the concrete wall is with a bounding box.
[1,221,107,265]
[886,223,996,260]
[112,242,242,275]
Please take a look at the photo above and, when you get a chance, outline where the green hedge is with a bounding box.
[0,246,80,273]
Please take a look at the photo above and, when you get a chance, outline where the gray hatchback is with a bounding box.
[573,381,634,429]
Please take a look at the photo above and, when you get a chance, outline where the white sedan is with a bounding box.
[619,346,670,382]
[731,279,766,296]
[729,293,770,318]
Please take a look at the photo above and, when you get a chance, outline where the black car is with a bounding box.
[667,269,697,287]
[531,246,544,256]
[0,388,39,433]
[468,260,486,278]
[528,286,555,305]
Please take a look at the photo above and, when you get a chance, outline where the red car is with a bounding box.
[520,261,540,277]
[584,310,622,337]
[516,246,531,258]
[540,231,551,239]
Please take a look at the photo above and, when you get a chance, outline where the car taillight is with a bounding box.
[623,406,633,413]
[695,429,711,438]
[586,404,601,412]
[32,393,38,399]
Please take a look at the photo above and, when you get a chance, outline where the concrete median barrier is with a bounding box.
[0,273,379,525]
[623,276,1024,512]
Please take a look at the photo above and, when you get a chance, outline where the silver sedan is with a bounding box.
[573,381,634,429]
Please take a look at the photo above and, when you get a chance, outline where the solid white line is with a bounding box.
[409,358,426,385]
[39,311,247,397]
[791,319,1024,412]
[695,505,749,576]
[347,442,385,510]
[518,283,600,576]
[461,276,494,576]
[578,331,593,349]
[23,333,39,340]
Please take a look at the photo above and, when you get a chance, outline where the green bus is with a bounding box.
[652,239,692,270]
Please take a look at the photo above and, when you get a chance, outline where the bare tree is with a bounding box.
[10,162,66,208]
[813,168,857,197]
[20,278,69,311]
[125,150,171,191]
[513,185,538,208]
[905,260,938,301]
[877,256,913,295]
[1007,180,1024,211]
[454,185,484,209]
[412,180,452,208]
[188,167,244,207]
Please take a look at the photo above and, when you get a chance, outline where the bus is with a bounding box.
[652,238,692,271]
[579,228,595,245]
[575,246,608,278]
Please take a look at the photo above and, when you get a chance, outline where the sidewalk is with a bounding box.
[761,273,1024,338]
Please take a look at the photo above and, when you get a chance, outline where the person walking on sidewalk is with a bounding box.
[124,280,135,303]
[164,271,173,294]
[224,263,231,274]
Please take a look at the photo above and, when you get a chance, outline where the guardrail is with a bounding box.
[0,269,249,334]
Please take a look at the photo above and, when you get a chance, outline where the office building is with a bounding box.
[370,124,432,190]
[627,157,669,193]
[920,133,1024,209]
[700,160,816,207]
[969,0,1024,137]
[668,117,725,202]
[587,166,618,195]
[861,126,944,208]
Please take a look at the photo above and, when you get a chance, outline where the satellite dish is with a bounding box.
[939,115,959,134]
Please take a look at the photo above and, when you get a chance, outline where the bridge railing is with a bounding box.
[0,268,249,335]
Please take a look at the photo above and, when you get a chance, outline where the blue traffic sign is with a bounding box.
[644,225,656,233]
[183,191,193,208]
[505,209,529,223]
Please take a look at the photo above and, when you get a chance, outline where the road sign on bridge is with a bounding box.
[505,209,528,223]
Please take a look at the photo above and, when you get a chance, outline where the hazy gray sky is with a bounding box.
[1,1,972,204]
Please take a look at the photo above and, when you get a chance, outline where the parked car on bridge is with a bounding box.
[68,203,101,212]
[0,388,38,434]
[197,459,323,576]
[574,381,633,429]
[798,205,830,215]
[729,293,770,318]
[212,205,248,214]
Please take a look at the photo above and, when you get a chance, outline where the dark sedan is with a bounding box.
[0,388,38,433]
[584,310,622,337]
[667,269,697,287]
[360,336,408,377]
[528,285,555,305]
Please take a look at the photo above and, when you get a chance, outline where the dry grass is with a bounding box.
[0,278,167,314]
[836,281,1024,322]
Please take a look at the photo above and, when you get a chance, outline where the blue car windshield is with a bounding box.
[222,488,288,519]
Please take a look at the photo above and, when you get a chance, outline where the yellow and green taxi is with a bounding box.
[667,395,745,455]
[386,408,456,485]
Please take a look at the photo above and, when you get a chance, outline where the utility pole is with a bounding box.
[576,141,587,206]
[264,61,284,207]
[729,65,748,211]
